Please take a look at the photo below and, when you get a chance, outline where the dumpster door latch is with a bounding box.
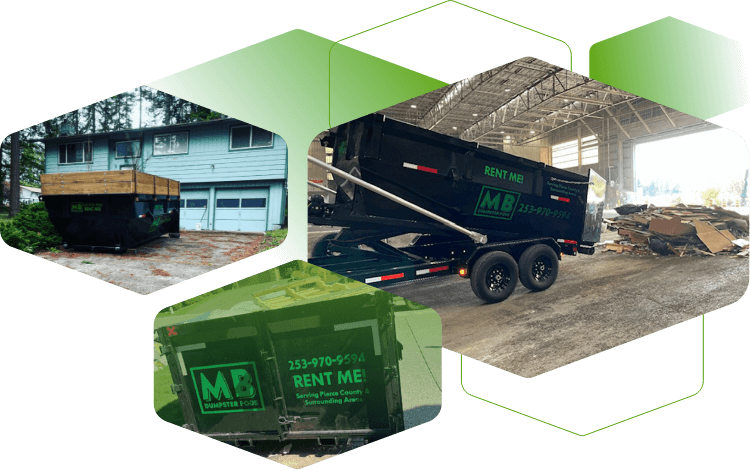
[170,384,184,394]
[278,416,318,426]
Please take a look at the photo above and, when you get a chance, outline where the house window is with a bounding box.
[58,142,92,164]
[216,199,240,208]
[116,140,141,159]
[154,132,189,156]
[230,125,274,150]
[241,198,266,208]
[186,199,208,209]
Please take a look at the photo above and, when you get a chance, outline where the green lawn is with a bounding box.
[260,228,287,252]
[154,364,185,426]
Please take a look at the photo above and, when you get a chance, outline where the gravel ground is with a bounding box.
[37,230,271,294]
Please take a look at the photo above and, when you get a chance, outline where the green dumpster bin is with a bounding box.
[156,267,404,446]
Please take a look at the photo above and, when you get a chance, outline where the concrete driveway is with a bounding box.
[37,230,267,294]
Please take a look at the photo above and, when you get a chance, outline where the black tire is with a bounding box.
[518,244,559,292]
[311,233,336,257]
[169,232,180,239]
[470,251,519,303]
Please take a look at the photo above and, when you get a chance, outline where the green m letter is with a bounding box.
[480,190,501,211]
[201,371,233,401]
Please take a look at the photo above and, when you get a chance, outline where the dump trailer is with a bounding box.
[308,113,606,303]
[40,170,180,252]
[156,270,404,446]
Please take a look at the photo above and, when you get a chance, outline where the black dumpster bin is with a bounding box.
[155,266,404,445]
[322,113,604,245]
[308,114,606,302]
[40,170,180,252]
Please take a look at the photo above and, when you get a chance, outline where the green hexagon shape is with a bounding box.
[590,17,747,120]
[148,30,447,283]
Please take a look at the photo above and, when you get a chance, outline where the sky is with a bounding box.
[635,127,749,202]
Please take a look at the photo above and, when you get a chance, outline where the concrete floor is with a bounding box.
[309,226,748,378]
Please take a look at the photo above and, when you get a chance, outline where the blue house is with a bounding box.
[44,118,287,232]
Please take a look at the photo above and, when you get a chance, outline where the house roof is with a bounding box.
[39,117,247,143]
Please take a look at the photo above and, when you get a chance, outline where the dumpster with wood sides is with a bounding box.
[40,170,180,252]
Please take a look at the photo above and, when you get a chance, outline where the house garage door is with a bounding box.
[214,188,269,232]
[180,189,210,230]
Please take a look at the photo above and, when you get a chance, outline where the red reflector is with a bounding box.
[558,197,570,202]
[403,162,438,174]
[381,273,405,281]
[564,240,577,245]
[429,266,449,273]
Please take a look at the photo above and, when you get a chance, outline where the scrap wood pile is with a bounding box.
[602,204,749,257]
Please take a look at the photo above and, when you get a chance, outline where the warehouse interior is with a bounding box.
[310,57,743,211]
[307,57,748,378]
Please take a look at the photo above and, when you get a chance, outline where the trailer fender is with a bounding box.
[464,238,561,272]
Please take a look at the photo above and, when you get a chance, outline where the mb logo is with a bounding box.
[190,362,265,414]
[473,186,520,220]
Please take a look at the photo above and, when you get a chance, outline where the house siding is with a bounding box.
[44,119,287,232]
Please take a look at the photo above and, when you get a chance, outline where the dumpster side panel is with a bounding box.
[157,288,404,442]
[44,194,178,250]
[263,291,401,437]
[160,320,284,437]
[333,115,590,243]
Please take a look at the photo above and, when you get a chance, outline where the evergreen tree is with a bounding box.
[97,97,118,132]
[117,90,136,130]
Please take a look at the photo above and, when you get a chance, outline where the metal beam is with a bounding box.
[578,85,636,97]
[605,107,631,139]
[559,94,613,106]
[517,97,639,146]
[626,101,652,134]
[581,119,598,138]
[417,70,499,130]
[659,105,677,128]
[461,72,590,142]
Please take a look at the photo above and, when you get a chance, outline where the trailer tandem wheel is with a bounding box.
[470,251,519,303]
[518,244,559,292]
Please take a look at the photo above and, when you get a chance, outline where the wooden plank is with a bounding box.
[41,182,135,195]
[135,172,155,191]
[694,220,733,253]
[154,176,169,195]
[42,170,178,196]
[41,170,134,185]
[648,217,695,236]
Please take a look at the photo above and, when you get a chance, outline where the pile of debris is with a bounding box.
[602,204,749,257]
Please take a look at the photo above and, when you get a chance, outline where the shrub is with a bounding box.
[0,202,62,253]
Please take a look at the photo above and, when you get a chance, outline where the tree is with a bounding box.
[700,187,720,207]
[9,132,20,216]
[97,97,118,132]
[723,175,746,200]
